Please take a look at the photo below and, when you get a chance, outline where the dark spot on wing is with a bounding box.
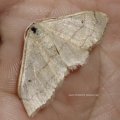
[28,79,32,82]
[31,26,37,34]
[81,20,84,23]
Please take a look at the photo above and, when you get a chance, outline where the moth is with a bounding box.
[18,11,108,117]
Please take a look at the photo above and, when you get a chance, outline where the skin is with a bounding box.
[0,0,120,119]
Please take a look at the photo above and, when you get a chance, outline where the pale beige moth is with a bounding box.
[18,11,109,117]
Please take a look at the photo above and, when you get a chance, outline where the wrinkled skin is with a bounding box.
[0,0,120,120]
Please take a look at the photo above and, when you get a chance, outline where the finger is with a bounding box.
[0,92,29,120]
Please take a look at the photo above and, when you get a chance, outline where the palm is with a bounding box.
[0,0,120,120]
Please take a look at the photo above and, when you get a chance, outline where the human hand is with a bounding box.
[0,0,120,120]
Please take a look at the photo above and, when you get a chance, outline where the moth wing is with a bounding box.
[18,30,69,117]
[40,11,108,49]
[38,11,108,68]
